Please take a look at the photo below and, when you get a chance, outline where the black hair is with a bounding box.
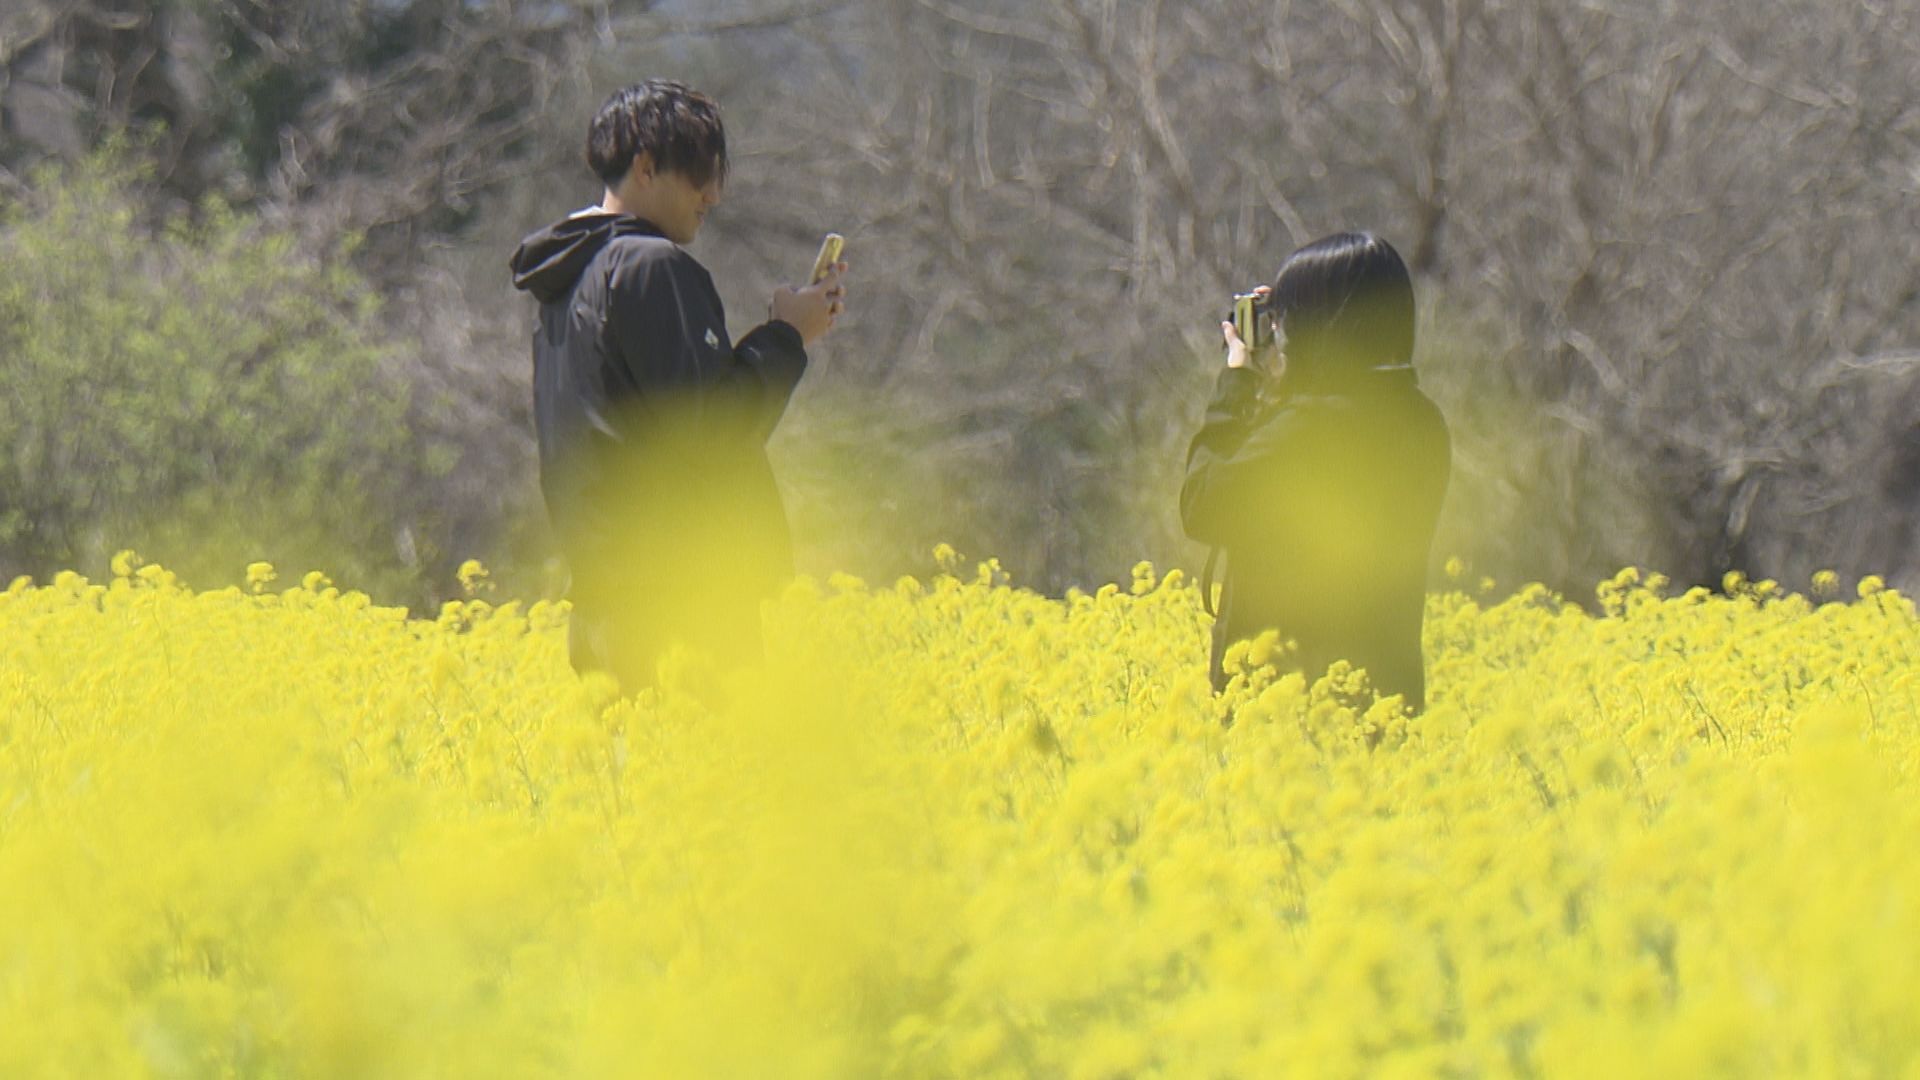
[586,80,729,190]
[1265,231,1416,373]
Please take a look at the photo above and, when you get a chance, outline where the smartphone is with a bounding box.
[1232,291,1271,352]
[809,233,845,285]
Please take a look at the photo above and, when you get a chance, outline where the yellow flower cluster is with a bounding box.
[2,556,1916,1077]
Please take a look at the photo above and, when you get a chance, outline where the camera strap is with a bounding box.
[1200,545,1222,618]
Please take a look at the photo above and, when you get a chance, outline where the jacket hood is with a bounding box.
[510,210,665,303]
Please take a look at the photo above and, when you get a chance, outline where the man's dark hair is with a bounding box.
[586,80,729,190]
[1266,231,1416,373]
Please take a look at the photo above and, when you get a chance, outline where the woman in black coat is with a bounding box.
[1182,232,1451,707]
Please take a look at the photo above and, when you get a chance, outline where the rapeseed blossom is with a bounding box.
[1,558,1916,1076]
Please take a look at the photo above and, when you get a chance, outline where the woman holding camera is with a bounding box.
[1181,231,1451,708]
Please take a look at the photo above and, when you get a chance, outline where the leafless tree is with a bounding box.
[707,0,1920,594]
[7,0,1919,597]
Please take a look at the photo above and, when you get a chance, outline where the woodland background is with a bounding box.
[3,0,1918,604]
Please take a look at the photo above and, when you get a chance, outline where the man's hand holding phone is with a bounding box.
[771,233,848,346]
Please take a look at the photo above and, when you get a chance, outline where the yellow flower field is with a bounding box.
[2,556,1917,1078]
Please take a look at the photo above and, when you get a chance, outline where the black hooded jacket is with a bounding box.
[1181,362,1450,705]
[509,210,808,672]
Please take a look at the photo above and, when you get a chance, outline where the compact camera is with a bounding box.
[1231,291,1272,353]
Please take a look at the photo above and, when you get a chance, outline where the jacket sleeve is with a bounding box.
[1180,367,1292,545]
[603,244,808,446]
[721,320,809,443]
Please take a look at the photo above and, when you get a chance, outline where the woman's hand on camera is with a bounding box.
[1223,322,1282,375]
[1221,320,1252,369]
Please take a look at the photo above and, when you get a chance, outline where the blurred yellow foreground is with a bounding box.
[2,559,1917,1077]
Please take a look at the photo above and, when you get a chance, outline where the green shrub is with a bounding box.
[0,149,442,600]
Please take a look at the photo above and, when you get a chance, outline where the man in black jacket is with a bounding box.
[509,80,845,690]
[1182,232,1449,708]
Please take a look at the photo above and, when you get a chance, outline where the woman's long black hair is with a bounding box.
[1264,231,1416,377]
